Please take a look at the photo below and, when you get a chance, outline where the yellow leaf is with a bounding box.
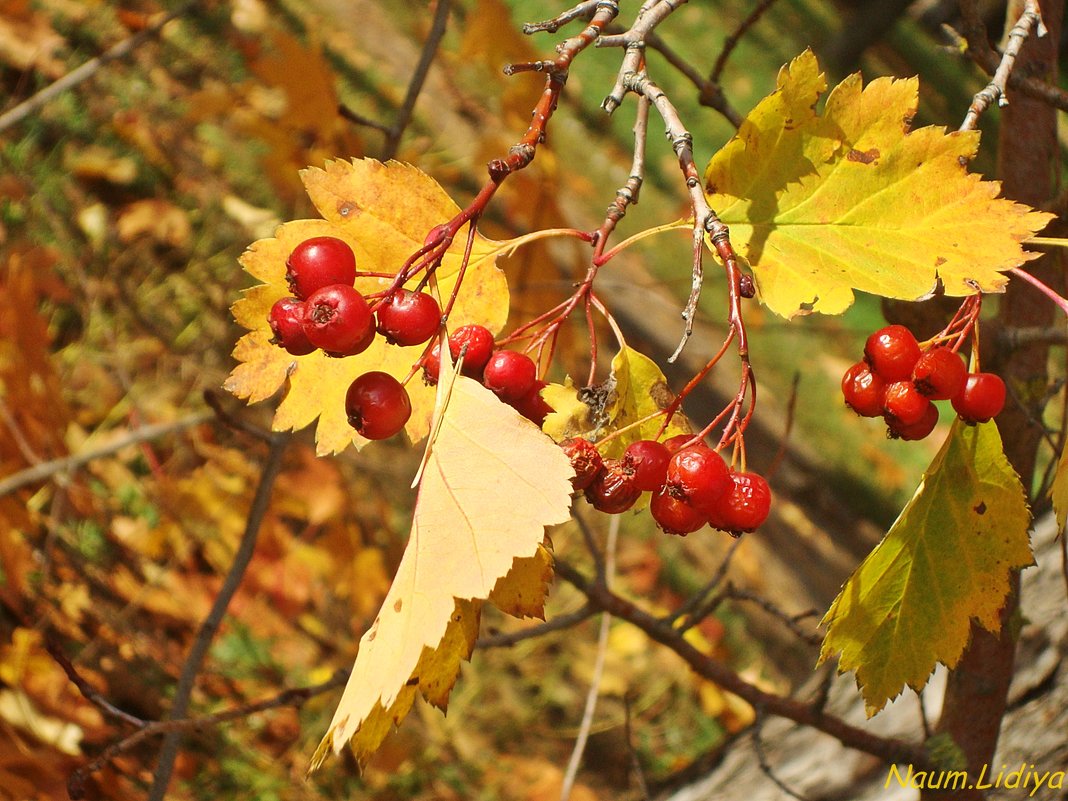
[705,50,1054,318]
[225,159,511,453]
[819,421,1032,714]
[1051,446,1068,530]
[311,357,573,769]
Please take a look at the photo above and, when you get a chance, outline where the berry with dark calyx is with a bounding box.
[650,487,706,535]
[952,372,1006,423]
[513,380,554,426]
[841,361,886,418]
[286,236,357,300]
[623,439,671,492]
[665,446,731,516]
[584,459,640,514]
[887,401,939,441]
[421,340,443,384]
[375,289,441,347]
[708,471,771,534]
[912,347,967,401]
[303,284,376,356]
[864,324,921,382]
[448,324,495,376]
[483,350,538,403]
[268,297,315,356]
[561,438,603,491]
[345,371,412,440]
[882,380,931,427]
[662,433,707,454]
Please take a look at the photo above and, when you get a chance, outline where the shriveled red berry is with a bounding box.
[912,347,967,400]
[345,371,412,440]
[483,350,538,403]
[650,487,706,535]
[882,380,931,427]
[585,459,640,514]
[268,297,315,356]
[286,236,357,300]
[512,380,554,426]
[448,324,495,376]
[375,289,441,347]
[708,471,771,534]
[888,402,939,441]
[303,284,375,356]
[561,438,603,491]
[952,372,1006,423]
[841,361,886,417]
[662,433,707,454]
[623,439,671,492]
[665,447,731,515]
[864,325,921,382]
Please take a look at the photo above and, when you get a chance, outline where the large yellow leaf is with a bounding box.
[224,159,511,454]
[310,357,573,769]
[819,421,1032,715]
[704,50,1054,318]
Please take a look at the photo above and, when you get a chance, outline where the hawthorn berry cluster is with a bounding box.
[562,435,771,537]
[841,324,1006,439]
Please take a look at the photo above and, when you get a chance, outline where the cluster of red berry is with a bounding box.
[562,436,771,537]
[841,324,1006,439]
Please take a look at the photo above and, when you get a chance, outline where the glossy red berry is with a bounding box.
[882,380,931,427]
[584,459,640,514]
[375,289,441,347]
[864,325,921,382]
[665,447,731,515]
[448,324,495,376]
[623,439,671,492]
[303,284,375,356]
[345,371,412,440]
[650,487,706,535]
[561,438,603,491]
[912,347,967,400]
[662,433,707,454]
[512,380,553,426]
[483,350,538,403]
[887,401,939,441]
[286,237,357,300]
[268,297,315,356]
[841,361,886,417]
[707,471,771,534]
[952,372,1006,423]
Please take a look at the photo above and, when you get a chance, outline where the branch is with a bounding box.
[477,605,596,648]
[710,0,780,83]
[644,31,742,128]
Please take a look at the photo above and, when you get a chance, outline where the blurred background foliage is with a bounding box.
[0,1,1064,799]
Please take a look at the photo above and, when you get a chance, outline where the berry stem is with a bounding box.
[1009,266,1068,316]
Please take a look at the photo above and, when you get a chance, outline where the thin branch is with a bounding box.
[0,412,211,498]
[722,585,822,646]
[710,0,780,83]
[752,709,812,801]
[338,103,392,134]
[523,1,601,34]
[477,605,596,648]
[998,324,1068,349]
[147,434,289,801]
[0,2,195,134]
[642,31,742,128]
[669,537,741,626]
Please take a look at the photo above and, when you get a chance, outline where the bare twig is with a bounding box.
[0,2,194,134]
[643,31,742,128]
[669,536,741,626]
[752,709,812,801]
[338,103,392,134]
[710,0,780,83]
[147,434,289,801]
[523,1,601,34]
[764,372,800,480]
[722,585,822,646]
[477,605,596,648]
[623,694,650,800]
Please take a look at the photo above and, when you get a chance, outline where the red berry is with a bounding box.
[650,487,706,535]
[864,325,921,382]
[376,290,441,347]
[268,297,315,356]
[912,347,967,400]
[708,471,771,534]
[286,237,357,300]
[665,447,731,515]
[303,284,376,356]
[584,459,640,514]
[662,433,707,454]
[345,371,412,440]
[448,324,495,376]
[561,438,603,491]
[882,380,931,427]
[841,361,886,417]
[483,350,538,403]
[512,380,554,426]
[952,372,1006,423]
[421,340,444,384]
[887,402,939,440]
[623,439,671,491]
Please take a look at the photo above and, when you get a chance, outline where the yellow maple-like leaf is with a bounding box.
[704,50,1054,318]
[224,159,511,454]
[310,357,573,769]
